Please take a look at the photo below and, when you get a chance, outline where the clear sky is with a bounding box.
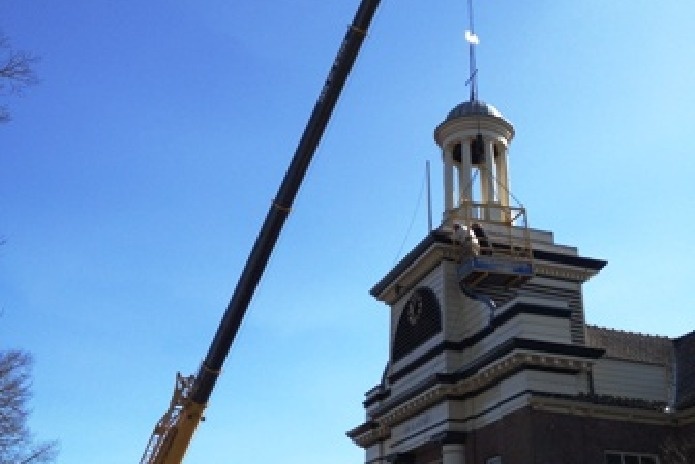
[1,1,694,463]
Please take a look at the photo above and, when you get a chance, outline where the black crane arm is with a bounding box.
[140,1,382,462]
[194,0,381,407]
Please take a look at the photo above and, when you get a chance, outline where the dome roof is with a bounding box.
[444,100,509,124]
[434,99,515,145]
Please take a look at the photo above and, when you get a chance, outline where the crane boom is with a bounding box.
[140,1,382,462]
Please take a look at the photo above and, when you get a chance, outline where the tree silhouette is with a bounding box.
[0,350,58,463]
[0,33,38,123]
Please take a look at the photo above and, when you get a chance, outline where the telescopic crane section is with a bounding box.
[140,1,382,463]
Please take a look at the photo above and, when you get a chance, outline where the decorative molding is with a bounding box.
[534,263,597,282]
[532,249,606,271]
[352,389,693,449]
[350,351,593,448]
[529,395,676,426]
[370,336,599,411]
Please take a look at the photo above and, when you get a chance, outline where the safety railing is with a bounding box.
[447,200,533,263]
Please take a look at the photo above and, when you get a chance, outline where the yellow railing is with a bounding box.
[446,200,532,261]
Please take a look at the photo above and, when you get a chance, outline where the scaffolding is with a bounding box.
[448,200,533,288]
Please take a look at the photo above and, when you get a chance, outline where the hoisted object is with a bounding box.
[453,201,533,289]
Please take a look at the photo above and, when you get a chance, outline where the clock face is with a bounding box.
[392,286,442,362]
[406,293,423,326]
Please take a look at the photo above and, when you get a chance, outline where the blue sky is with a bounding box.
[1,1,694,463]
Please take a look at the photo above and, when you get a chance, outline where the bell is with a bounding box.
[452,143,462,163]
[471,133,485,164]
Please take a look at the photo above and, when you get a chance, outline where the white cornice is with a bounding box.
[377,242,601,305]
[351,352,593,447]
[534,262,598,282]
[529,396,679,426]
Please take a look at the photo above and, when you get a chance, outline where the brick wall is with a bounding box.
[467,405,680,464]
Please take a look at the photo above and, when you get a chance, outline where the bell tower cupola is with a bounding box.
[430,0,532,289]
[434,0,516,228]
[434,101,514,225]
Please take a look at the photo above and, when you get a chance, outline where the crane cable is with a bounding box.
[457,160,524,210]
[392,164,428,265]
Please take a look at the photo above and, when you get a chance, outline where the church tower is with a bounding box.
[346,6,608,463]
[346,88,607,460]
[347,4,695,464]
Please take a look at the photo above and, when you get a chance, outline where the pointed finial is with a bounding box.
[464,0,479,102]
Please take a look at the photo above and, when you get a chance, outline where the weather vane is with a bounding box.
[464,0,480,103]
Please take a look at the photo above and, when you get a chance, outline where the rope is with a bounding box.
[477,164,524,208]
[392,166,427,265]
[460,168,479,200]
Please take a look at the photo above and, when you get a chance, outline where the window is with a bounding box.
[604,451,659,464]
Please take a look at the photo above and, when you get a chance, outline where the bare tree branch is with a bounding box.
[18,441,59,464]
[0,33,39,123]
[0,350,58,463]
